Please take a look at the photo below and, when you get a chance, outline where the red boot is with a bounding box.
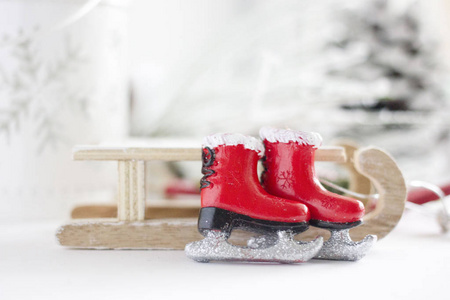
[199,133,309,235]
[259,127,376,261]
[185,133,323,263]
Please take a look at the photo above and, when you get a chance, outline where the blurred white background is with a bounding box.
[129,0,450,139]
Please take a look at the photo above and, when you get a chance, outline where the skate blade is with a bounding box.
[314,229,377,261]
[185,231,323,264]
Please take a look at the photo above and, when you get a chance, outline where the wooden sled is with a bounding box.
[56,144,407,249]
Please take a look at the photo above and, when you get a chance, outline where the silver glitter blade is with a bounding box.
[247,234,279,249]
[185,231,323,264]
[314,229,377,261]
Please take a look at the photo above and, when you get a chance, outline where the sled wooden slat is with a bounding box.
[71,203,201,219]
[73,147,202,161]
[72,146,346,162]
[117,160,146,221]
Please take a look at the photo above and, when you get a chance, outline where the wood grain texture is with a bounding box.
[117,160,146,221]
[117,161,130,221]
[136,161,146,221]
[71,204,200,219]
[351,147,407,240]
[73,146,346,162]
[56,219,201,249]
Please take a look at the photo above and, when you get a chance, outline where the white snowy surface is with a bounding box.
[1,211,450,300]
[203,133,265,157]
[260,127,323,148]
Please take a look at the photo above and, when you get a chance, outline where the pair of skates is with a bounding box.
[185,127,377,263]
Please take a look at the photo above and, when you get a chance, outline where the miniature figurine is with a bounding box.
[259,127,377,261]
[185,133,323,263]
[59,129,405,250]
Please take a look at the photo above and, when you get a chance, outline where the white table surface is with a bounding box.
[1,210,449,300]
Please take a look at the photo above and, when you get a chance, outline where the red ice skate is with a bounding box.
[185,133,323,263]
[259,127,377,261]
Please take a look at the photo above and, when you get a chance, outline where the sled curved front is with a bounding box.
[350,147,407,240]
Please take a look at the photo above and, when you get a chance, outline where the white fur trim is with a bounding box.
[203,133,265,157]
[259,127,322,148]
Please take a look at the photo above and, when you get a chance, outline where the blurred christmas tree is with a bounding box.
[329,0,443,112]
[325,0,450,183]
